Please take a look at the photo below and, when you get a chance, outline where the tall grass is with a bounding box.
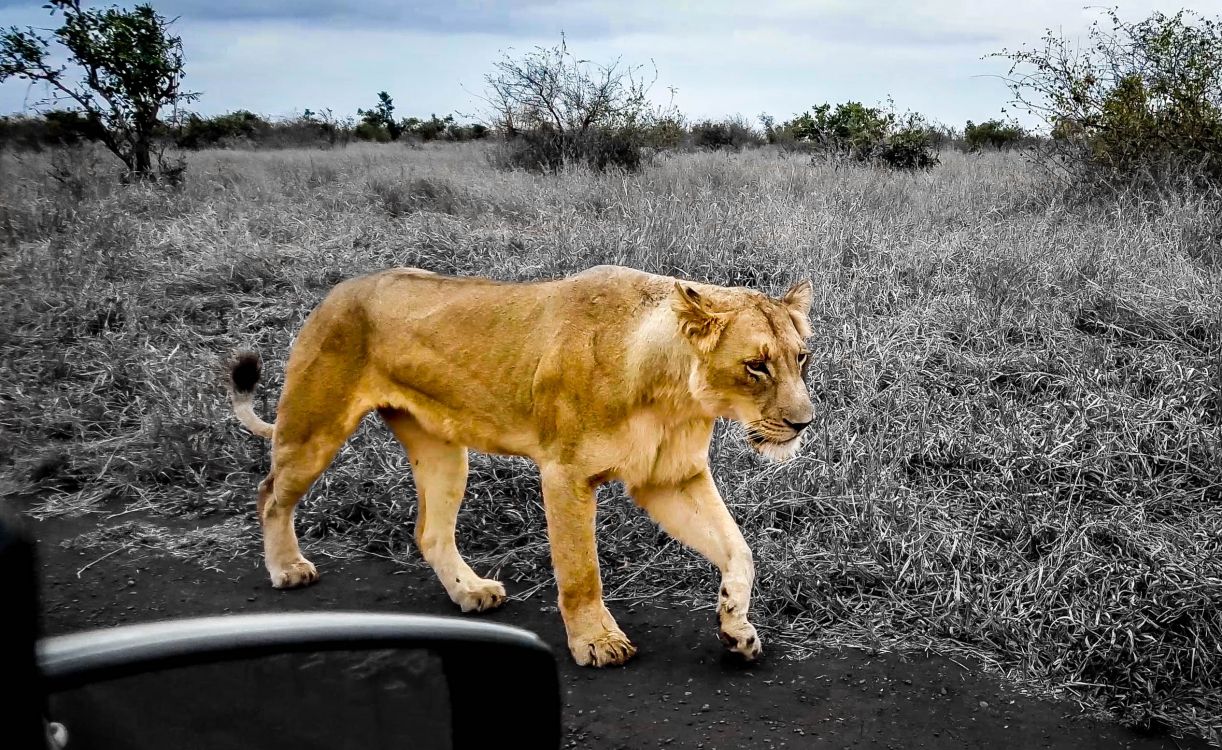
[1,141,1219,744]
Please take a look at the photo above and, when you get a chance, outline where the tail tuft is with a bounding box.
[227,351,274,440]
[230,352,262,394]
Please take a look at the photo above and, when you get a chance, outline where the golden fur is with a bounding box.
[227,264,814,666]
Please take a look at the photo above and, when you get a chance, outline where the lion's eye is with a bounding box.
[797,352,809,368]
[745,361,769,379]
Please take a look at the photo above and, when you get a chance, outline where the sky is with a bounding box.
[1,0,1218,130]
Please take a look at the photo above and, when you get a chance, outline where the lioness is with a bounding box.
[227,265,814,667]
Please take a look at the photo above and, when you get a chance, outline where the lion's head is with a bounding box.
[673,279,815,461]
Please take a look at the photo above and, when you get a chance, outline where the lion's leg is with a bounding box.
[630,470,762,661]
[260,418,361,590]
[540,465,635,667]
[380,408,506,613]
[260,362,367,589]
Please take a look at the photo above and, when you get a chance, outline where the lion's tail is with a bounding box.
[227,351,275,440]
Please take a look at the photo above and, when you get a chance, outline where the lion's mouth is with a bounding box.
[746,433,801,462]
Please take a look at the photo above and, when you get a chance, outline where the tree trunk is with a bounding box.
[132,110,157,178]
[133,138,152,177]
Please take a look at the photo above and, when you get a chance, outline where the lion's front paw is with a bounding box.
[453,578,507,613]
[718,619,763,661]
[569,629,637,667]
[270,559,319,589]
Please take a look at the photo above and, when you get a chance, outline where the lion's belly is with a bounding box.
[368,376,536,455]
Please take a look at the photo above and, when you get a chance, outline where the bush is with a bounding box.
[357,91,402,141]
[402,114,450,141]
[0,110,106,151]
[773,102,939,170]
[290,109,353,149]
[876,116,941,170]
[964,119,1025,151]
[0,115,44,150]
[922,122,959,152]
[998,8,1222,189]
[447,122,489,142]
[176,110,267,148]
[688,117,764,150]
[640,115,687,150]
[354,121,391,143]
[788,102,889,157]
[491,126,642,172]
[174,110,350,149]
[393,115,489,143]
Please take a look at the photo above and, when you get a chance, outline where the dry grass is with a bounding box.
[1,141,1219,745]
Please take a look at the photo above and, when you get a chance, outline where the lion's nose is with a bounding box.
[783,418,812,433]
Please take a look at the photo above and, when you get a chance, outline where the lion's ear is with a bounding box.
[673,282,727,352]
[782,279,814,339]
[782,279,813,317]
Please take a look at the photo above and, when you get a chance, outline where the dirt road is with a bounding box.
[29,514,1207,750]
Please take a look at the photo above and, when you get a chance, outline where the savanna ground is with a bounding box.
[1,141,1219,746]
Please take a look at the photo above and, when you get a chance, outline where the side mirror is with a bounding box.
[39,613,562,747]
[0,510,561,750]
[39,612,562,750]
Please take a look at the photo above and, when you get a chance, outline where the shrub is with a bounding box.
[997,8,1222,189]
[775,101,940,170]
[292,109,352,149]
[447,122,489,141]
[405,114,452,141]
[395,115,489,143]
[0,114,44,150]
[922,122,959,152]
[688,117,764,150]
[788,102,890,157]
[491,126,642,172]
[876,115,941,170]
[640,115,687,150]
[357,91,402,141]
[172,109,351,150]
[452,122,488,141]
[0,110,105,150]
[964,119,1025,151]
[354,121,391,143]
[176,110,268,148]
[759,113,808,152]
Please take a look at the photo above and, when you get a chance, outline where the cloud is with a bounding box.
[4,0,1006,44]
[1,0,1213,127]
[150,0,614,38]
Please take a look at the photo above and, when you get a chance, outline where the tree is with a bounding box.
[996,8,1222,187]
[0,0,197,178]
[357,91,402,141]
[479,35,662,171]
[480,34,655,137]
